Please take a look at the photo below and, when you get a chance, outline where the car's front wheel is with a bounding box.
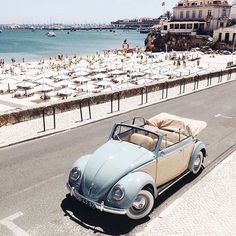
[126,189,154,220]
[192,151,203,174]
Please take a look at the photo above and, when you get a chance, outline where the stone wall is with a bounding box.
[0,68,235,127]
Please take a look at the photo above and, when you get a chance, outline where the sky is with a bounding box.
[0,0,176,24]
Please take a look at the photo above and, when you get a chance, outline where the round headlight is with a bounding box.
[69,167,81,181]
[111,185,125,201]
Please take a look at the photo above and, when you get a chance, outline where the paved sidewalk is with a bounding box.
[0,74,235,148]
[136,150,236,236]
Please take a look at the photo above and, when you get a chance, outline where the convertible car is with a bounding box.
[67,113,207,220]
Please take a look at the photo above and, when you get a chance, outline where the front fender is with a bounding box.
[72,154,91,170]
[106,171,156,209]
[188,140,206,171]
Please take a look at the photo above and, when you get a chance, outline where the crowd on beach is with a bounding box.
[0,39,231,112]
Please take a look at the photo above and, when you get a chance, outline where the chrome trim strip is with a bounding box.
[66,183,126,215]
[157,171,190,195]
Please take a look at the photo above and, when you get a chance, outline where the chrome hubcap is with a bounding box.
[194,156,201,168]
[133,195,147,210]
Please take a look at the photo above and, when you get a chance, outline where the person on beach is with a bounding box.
[122,39,129,53]
[197,59,200,67]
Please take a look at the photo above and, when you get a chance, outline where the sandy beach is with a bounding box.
[0,49,233,113]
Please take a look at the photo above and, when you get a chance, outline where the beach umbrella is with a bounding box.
[95,80,114,88]
[21,74,36,81]
[77,83,101,93]
[73,70,90,77]
[16,81,36,95]
[34,77,55,85]
[112,75,130,83]
[109,69,125,76]
[34,84,55,100]
[72,76,90,84]
[34,84,54,93]
[54,80,73,88]
[129,71,145,78]
[55,74,71,81]
[57,87,76,97]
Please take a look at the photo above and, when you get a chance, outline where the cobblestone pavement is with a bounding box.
[136,151,236,236]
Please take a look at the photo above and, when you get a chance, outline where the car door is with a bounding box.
[156,137,193,187]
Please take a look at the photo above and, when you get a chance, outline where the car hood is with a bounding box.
[80,140,154,200]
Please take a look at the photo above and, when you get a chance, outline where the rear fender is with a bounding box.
[188,141,206,171]
[106,171,157,209]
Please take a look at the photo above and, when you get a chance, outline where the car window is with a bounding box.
[112,124,159,152]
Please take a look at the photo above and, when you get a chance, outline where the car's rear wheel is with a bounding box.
[192,151,203,174]
[126,189,154,220]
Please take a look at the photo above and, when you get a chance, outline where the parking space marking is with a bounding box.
[0,212,29,236]
[215,113,234,119]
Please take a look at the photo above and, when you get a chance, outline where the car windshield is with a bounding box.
[112,124,159,152]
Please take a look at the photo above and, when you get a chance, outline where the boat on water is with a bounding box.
[138,27,152,34]
[46,31,56,37]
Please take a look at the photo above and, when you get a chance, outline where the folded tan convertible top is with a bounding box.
[147,113,207,137]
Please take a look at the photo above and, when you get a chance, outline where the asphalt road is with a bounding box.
[0,81,236,236]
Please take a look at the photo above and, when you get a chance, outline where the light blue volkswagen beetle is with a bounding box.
[67,113,207,220]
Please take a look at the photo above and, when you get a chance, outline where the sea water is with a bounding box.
[0,29,146,62]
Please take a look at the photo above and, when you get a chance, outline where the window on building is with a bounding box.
[164,25,168,30]
[170,24,174,29]
[199,23,205,30]
[199,10,202,18]
[186,11,189,19]
[233,33,236,42]
[194,23,199,29]
[220,22,224,27]
[192,11,196,18]
[175,24,180,29]
[180,24,186,29]
[180,11,184,19]
[222,8,227,17]
[219,33,222,41]
[207,10,212,16]
[225,33,229,42]
[187,24,192,29]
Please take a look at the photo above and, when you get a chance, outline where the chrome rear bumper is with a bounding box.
[66,183,126,215]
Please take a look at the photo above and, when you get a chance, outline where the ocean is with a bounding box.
[0,29,146,63]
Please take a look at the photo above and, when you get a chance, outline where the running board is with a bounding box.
[157,170,190,196]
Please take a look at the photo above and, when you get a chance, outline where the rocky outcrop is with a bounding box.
[145,31,215,52]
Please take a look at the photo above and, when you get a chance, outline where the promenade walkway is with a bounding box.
[0,72,235,148]
[136,150,236,236]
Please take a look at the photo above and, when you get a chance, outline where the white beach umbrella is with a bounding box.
[95,80,114,88]
[73,70,90,77]
[54,80,73,88]
[109,69,125,76]
[55,74,71,81]
[34,77,55,85]
[77,83,100,93]
[57,87,76,97]
[16,81,35,89]
[34,84,54,93]
[129,71,145,78]
[72,76,90,83]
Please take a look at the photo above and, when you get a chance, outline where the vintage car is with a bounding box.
[67,113,207,220]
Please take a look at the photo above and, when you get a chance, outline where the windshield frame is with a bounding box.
[109,123,162,153]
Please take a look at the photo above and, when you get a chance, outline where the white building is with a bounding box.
[213,25,236,42]
[161,0,231,34]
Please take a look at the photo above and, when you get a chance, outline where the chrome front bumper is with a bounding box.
[66,183,126,215]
